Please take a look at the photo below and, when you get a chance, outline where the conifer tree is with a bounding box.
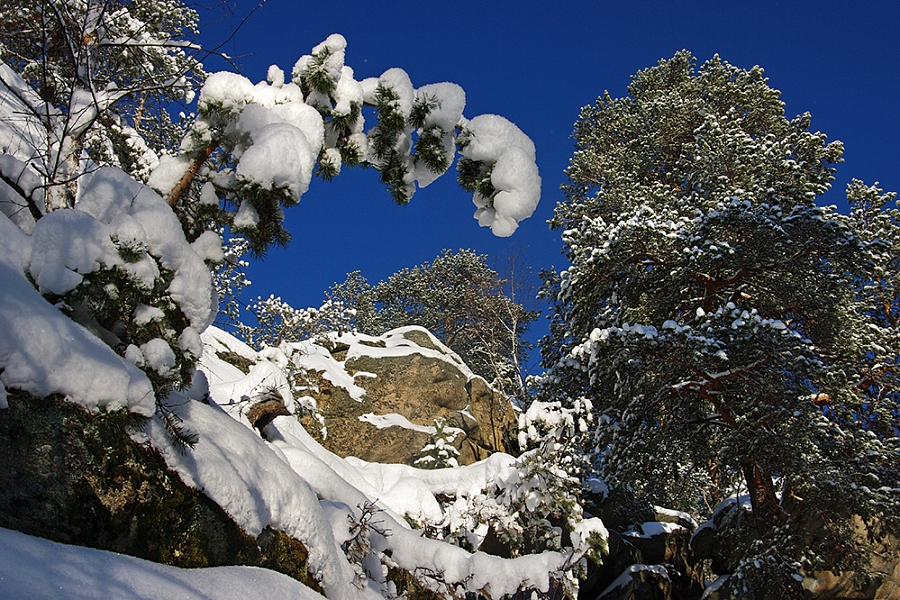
[0,0,203,192]
[540,51,900,595]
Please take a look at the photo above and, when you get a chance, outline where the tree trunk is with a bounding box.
[742,461,784,534]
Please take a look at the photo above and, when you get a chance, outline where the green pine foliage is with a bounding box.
[414,418,461,469]
[539,51,900,595]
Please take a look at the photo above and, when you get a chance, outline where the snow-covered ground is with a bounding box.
[0,527,326,600]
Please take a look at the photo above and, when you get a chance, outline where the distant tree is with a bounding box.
[237,294,354,350]
[330,249,539,401]
[539,51,900,595]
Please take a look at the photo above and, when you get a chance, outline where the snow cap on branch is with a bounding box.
[461,115,541,237]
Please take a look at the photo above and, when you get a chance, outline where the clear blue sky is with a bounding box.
[198,0,900,356]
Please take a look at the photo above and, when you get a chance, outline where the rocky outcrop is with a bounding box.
[580,485,705,600]
[296,326,516,466]
[0,389,322,593]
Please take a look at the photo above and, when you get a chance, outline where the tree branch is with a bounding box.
[164,140,219,207]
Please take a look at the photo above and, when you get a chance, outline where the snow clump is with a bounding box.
[460,114,541,237]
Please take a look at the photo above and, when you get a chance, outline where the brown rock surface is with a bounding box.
[304,327,516,466]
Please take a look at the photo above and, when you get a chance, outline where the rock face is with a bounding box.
[0,389,321,593]
[580,486,705,600]
[295,326,516,466]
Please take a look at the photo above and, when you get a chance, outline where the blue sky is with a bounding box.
[198,0,899,357]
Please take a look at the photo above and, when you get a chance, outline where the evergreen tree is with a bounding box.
[1,14,539,445]
[0,0,203,192]
[414,417,461,469]
[540,51,900,595]
[329,249,538,401]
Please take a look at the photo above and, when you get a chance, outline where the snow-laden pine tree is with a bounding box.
[0,2,541,446]
[0,0,203,195]
[539,51,900,595]
[329,249,538,402]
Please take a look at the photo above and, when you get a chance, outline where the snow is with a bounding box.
[461,114,541,237]
[333,67,364,117]
[188,37,539,236]
[0,527,326,600]
[191,230,224,263]
[29,208,119,295]
[77,167,217,330]
[701,575,730,599]
[358,412,463,437]
[461,114,536,164]
[654,506,699,529]
[137,390,578,600]
[234,199,261,228]
[622,521,686,538]
[290,339,368,402]
[198,71,258,114]
[141,338,178,374]
[141,398,365,600]
[268,64,285,87]
[599,564,670,598]
[312,34,348,81]
[236,121,317,201]
[587,477,610,499]
[0,155,42,233]
[416,83,466,132]
[146,153,192,197]
[134,304,166,326]
[341,325,471,375]
[196,329,296,417]
[346,450,520,501]
[0,63,51,169]
[0,212,155,416]
[373,68,415,117]
[412,82,466,187]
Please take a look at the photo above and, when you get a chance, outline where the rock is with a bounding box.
[582,532,643,599]
[0,389,321,593]
[653,506,699,530]
[689,496,755,575]
[245,395,291,432]
[580,484,704,600]
[801,526,900,599]
[621,525,703,599]
[301,326,516,466]
[594,564,672,600]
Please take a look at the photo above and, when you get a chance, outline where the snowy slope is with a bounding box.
[137,328,595,599]
[0,527,326,600]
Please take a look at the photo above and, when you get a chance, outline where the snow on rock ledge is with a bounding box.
[199,325,516,466]
[0,211,155,415]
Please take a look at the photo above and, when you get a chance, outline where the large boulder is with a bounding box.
[319,327,516,465]
[201,325,516,467]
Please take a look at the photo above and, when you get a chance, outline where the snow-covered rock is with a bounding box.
[201,325,517,466]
